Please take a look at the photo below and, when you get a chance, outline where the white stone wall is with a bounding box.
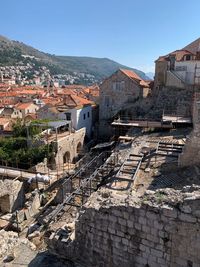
[37,105,92,137]
[175,61,200,85]
[76,105,92,137]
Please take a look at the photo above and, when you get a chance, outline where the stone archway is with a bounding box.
[63,151,71,164]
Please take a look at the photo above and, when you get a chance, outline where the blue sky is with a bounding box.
[1,0,200,73]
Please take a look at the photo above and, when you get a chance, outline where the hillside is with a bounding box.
[0,35,149,83]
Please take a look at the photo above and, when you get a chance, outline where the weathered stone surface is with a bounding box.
[48,187,200,267]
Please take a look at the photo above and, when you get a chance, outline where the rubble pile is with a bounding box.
[0,230,36,261]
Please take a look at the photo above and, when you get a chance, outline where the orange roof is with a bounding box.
[120,69,149,87]
[71,94,94,106]
[57,94,93,109]
[42,97,62,105]
[15,102,35,110]
[156,49,195,62]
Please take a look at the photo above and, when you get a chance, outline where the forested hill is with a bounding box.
[0,35,150,81]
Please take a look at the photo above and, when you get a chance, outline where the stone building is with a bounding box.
[39,124,86,171]
[154,38,200,89]
[99,69,149,137]
[37,94,93,138]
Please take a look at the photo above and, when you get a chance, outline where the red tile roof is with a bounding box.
[15,102,35,110]
[120,69,149,87]
[156,49,195,62]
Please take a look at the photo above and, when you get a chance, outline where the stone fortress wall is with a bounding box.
[48,187,200,267]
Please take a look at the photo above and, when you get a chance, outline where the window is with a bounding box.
[120,81,125,90]
[185,55,191,61]
[83,114,86,120]
[113,81,125,91]
[88,112,90,118]
[104,96,110,107]
[112,82,117,90]
[65,112,71,121]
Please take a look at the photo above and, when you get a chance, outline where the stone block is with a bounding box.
[108,227,116,235]
[138,216,147,225]
[122,238,129,246]
[111,235,121,243]
[151,248,163,258]
[116,230,124,238]
[109,215,117,223]
[118,217,127,226]
[123,211,129,220]
[127,220,134,228]
[142,225,151,234]
[139,244,150,254]
[157,257,167,265]
[135,223,142,231]
[154,220,163,230]
[112,209,122,217]
[162,207,177,218]
[178,213,197,223]
[146,211,158,221]
[146,233,159,243]
[142,238,155,248]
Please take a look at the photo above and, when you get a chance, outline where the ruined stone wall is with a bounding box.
[154,61,168,89]
[48,188,200,267]
[149,86,193,119]
[179,93,200,166]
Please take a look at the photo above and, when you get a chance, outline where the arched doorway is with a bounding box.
[77,142,82,155]
[48,155,56,170]
[63,151,70,164]
[73,142,83,163]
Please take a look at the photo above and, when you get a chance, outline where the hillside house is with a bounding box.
[0,107,21,119]
[99,69,149,137]
[15,102,39,118]
[154,38,200,89]
[37,95,93,138]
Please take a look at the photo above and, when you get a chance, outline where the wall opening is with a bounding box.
[73,142,83,163]
[77,142,82,155]
[0,194,10,213]
[63,151,71,164]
